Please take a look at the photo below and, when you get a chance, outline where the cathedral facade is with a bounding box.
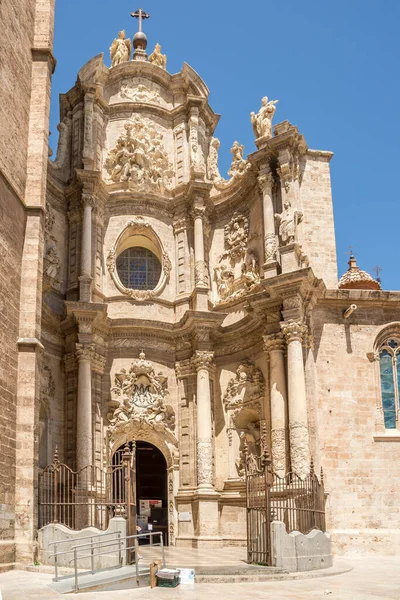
[1,3,400,568]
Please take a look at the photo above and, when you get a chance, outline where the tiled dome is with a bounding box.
[338,255,381,290]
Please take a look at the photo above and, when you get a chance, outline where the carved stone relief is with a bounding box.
[44,202,62,291]
[214,213,261,305]
[107,352,176,436]
[104,117,174,192]
[119,82,161,105]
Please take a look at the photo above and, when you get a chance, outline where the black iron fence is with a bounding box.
[245,443,326,566]
[38,444,137,536]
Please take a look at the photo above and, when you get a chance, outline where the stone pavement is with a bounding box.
[1,557,400,599]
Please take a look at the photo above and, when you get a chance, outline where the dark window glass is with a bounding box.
[379,349,396,429]
[116,247,161,291]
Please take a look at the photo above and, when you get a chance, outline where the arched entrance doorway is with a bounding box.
[113,441,168,544]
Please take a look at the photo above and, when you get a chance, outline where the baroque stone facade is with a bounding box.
[1,10,400,570]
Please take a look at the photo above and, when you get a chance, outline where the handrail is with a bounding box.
[51,530,165,593]
[49,530,120,547]
[51,531,122,582]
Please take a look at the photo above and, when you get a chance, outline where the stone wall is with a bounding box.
[0,0,36,199]
[314,300,400,555]
[0,174,26,570]
[300,151,338,288]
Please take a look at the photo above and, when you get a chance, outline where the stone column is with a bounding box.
[258,172,278,279]
[192,351,215,491]
[191,350,221,546]
[192,205,208,289]
[263,333,288,477]
[281,320,310,479]
[76,343,93,471]
[79,194,95,302]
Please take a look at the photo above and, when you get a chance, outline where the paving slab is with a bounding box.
[1,557,400,599]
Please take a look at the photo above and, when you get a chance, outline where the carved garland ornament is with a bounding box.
[107,351,176,436]
[107,217,171,302]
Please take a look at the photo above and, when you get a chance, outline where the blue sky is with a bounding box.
[50,0,400,290]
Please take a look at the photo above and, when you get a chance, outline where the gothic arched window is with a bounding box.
[116,247,162,291]
[379,338,400,429]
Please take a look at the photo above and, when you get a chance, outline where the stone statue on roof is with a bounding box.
[149,43,167,69]
[110,30,132,67]
[250,96,278,140]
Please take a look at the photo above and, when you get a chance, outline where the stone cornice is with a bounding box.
[321,289,400,305]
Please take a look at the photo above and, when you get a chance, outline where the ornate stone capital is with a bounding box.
[191,351,215,373]
[175,359,193,380]
[173,217,188,235]
[263,332,285,353]
[280,319,308,344]
[81,194,96,209]
[75,343,95,362]
[92,352,107,374]
[258,173,274,195]
[64,352,77,372]
[191,205,206,220]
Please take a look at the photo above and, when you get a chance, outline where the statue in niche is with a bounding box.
[207,137,223,183]
[110,30,132,67]
[149,43,167,69]
[236,422,262,477]
[44,243,61,289]
[228,141,249,179]
[108,351,175,432]
[214,264,234,300]
[275,199,303,245]
[250,96,279,139]
[104,117,174,192]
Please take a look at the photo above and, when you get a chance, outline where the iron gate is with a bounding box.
[38,443,137,537]
[245,444,326,566]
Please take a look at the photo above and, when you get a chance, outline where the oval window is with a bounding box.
[116,247,162,291]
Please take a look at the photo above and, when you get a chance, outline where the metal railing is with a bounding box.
[50,531,165,593]
[49,530,123,583]
[245,427,327,566]
[38,445,137,539]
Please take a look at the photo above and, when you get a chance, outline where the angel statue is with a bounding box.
[110,31,132,67]
[250,96,279,140]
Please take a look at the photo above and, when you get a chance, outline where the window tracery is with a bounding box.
[379,338,400,429]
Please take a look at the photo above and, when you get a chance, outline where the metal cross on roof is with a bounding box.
[347,245,358,257]
[373,265,382,281]
[131,8,150,32]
